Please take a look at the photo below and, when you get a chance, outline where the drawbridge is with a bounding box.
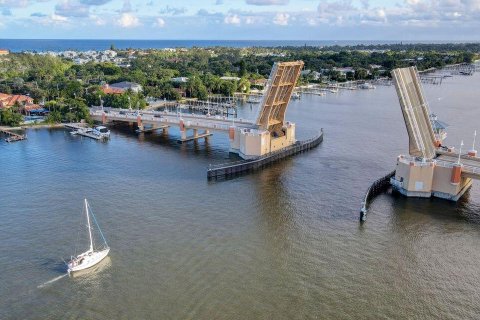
[90,61,305,159]
[390,66,479,201]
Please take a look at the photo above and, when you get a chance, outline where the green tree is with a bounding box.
[0,108,23,126]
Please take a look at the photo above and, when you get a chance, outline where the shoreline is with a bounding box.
[0,123,65,131]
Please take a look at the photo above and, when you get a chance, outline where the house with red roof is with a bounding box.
[0,93,34,109]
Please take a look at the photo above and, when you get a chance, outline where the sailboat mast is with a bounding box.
[85,199,94,252]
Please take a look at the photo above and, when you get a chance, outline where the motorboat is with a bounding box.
[92,126,110,138]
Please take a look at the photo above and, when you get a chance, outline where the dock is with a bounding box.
[64,123,104,140]
[1,128,27,143]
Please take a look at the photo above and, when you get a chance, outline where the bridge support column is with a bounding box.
[177,128,212,143]
[137,115,143,132]
[180,130,187,141]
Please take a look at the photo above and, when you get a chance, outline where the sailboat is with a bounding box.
[67,199,110,274]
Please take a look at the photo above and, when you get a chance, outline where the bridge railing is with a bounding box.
[91,107,255,126]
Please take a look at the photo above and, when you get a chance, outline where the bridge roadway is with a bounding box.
[90,107,258,132]
[436,151,480,180]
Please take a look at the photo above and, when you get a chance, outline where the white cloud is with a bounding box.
[246,0,289,5]
[273,12,289,25]
[153,17,165,27]
[224,14,241,25]
[117,12,139,28]
[51,13,68,22]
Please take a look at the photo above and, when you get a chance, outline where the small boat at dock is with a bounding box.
[358,83,376,90]
[65,123,109,140]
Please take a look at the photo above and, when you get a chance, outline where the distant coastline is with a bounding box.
[1,39,479,52]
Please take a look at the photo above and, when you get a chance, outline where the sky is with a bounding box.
[0,0,479,40]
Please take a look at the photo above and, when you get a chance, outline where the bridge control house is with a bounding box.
[389,67,479,201]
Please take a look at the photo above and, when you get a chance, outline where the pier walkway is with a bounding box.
[1,127,26,142]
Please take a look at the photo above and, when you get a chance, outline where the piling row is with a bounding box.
[207,130,324,179]
[360,170,396,222]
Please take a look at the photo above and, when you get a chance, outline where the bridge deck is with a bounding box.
[91,108,258,132]
[436,154,480,179]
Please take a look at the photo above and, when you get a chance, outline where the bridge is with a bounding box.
[390,66,479,201]
[91,61,305,159]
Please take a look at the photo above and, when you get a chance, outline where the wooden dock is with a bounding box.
[1,128,27,143]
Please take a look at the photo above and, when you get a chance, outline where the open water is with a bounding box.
[0,39,467,52]
[1,73,479,319]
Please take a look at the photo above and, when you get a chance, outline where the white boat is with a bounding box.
[358,83,376,90]
[291,92,301,100]
[67,199,110,274]
[92,126,110,138]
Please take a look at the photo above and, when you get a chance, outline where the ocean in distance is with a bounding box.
[0,39,470,52]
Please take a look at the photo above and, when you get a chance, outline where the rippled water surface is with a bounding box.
[1,73,480,319]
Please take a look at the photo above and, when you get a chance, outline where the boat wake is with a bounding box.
[37,274,68,289]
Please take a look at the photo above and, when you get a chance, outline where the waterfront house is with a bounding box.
[333,67,356,77]
[0,93,34,109]
[108,81,143,93]
[0,49,9,55]
[101,81,143,94]
[101,85,125,95]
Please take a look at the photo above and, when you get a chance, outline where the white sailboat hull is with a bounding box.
[68,248,110,273]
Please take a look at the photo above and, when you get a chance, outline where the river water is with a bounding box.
[1,73,480,319]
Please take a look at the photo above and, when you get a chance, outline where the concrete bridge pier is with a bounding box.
[178,128,212,143]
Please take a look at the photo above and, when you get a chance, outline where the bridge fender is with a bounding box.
[137,115,142,127]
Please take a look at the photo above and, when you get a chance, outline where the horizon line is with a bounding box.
[1,38,480,43]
